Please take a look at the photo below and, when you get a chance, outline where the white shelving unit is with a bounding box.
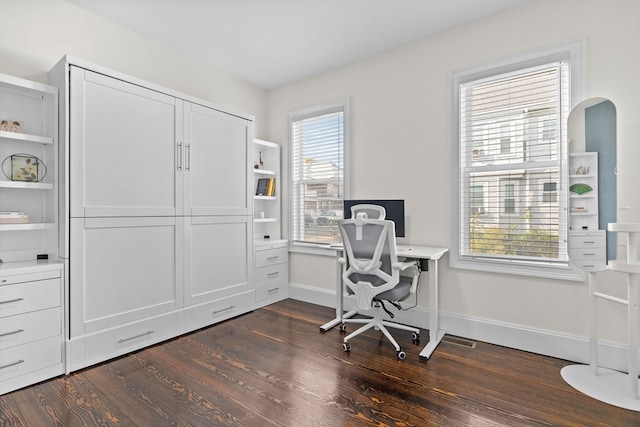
[0,73,59,263]
[0,73,64,395]
[569,152,599,231]
[568,152,606,272]
[253,138,282,242]
[253,138,288,307]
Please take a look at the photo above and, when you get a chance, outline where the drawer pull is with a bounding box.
[213,305,236,315]
[267,272,279,278]
[0,359,25,370]
[1,279,7,283]
[584,253,595,256]
[0,328,24,337]
[0,297,24,305]
[584,241,595,244]
[267,256,279,261]
[118,330,154,343]
[268,287,280,293]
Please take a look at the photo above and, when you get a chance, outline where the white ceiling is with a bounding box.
[69,0,528,90]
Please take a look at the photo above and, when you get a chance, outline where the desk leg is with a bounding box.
[320,252,356,331]
[419,258,445,360]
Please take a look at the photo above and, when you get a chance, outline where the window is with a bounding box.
[289,99,350,247]
[500,123,511,154]
[502,181,517,215]
[450,41,583,279]
[470,184,486,215]
[542,181,558,203]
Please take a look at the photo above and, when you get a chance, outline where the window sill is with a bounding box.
[450,257,586,282]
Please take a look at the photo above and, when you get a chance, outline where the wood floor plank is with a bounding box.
[1,299,638,426]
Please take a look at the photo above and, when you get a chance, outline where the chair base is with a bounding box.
[341,302,419,359]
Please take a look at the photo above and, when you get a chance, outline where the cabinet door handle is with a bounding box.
[118,330,154,343]
[185,143,191,172]
[0,329,24,337]
[0,359,24,370]
[213,305,235,315]
[177,142,183,170]
[0,297,24,305]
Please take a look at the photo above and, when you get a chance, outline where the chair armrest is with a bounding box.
[393,260,420,294]
[393,260,417,271]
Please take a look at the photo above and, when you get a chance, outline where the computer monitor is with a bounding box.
[343,199,405,237]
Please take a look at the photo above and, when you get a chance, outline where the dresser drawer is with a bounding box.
[0,336,63,382]
[255,262,288,284]
[0,278,61,318]
[183,290,254,331]
[570,233,605,248]
[255,247,288,268]
[570,246,606,261]
[571,259,607,272]
[84,312,178,363]
[0,269,61,286]
[255,280,288,303]
[0,307,62,350]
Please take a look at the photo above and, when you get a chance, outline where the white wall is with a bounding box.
[267,0,640,361]
[0,0,268,136]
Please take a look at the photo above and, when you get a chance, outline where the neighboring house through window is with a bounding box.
[450,41,583,279]
[289,99,350,247]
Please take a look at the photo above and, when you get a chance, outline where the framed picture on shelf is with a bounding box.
[7,154,45,182]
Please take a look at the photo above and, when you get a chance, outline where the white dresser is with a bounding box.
[0,261,64,395]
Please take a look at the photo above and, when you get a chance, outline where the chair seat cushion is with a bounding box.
[347,273,413,302]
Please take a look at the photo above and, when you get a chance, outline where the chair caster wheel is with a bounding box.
[397,350,406,360]
[411,332,420,341]
[343,342,351,352]
[339,323,347,332]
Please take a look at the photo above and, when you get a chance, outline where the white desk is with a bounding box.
[320,244,449,360]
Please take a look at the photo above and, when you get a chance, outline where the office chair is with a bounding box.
[337,213,420,359]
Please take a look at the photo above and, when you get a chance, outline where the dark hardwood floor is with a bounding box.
[1,299,638,426]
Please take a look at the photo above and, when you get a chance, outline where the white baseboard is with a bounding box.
[289,282,633,372]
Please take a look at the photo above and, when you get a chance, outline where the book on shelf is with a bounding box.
[256,178,269,196]
[256,177,276,196]
[266,178,275,196]
[0,211,29,224]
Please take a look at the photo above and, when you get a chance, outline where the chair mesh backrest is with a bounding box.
[338,218,399,291]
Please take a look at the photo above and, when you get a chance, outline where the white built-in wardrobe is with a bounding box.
[50,56,254,371]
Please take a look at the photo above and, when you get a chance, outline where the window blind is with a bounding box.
[459,62,570,264]
[291,107,345,245]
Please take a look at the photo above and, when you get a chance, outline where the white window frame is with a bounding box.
[450,40,585,280]
[288,98,350,255]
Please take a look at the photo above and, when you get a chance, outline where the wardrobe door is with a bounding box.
[69,67,182,218]
[69,216,184,336]
[183,103,251,216]
[183,215,252,306]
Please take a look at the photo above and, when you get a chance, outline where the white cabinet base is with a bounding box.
[255,240,288,307]
[0,261,64,395]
